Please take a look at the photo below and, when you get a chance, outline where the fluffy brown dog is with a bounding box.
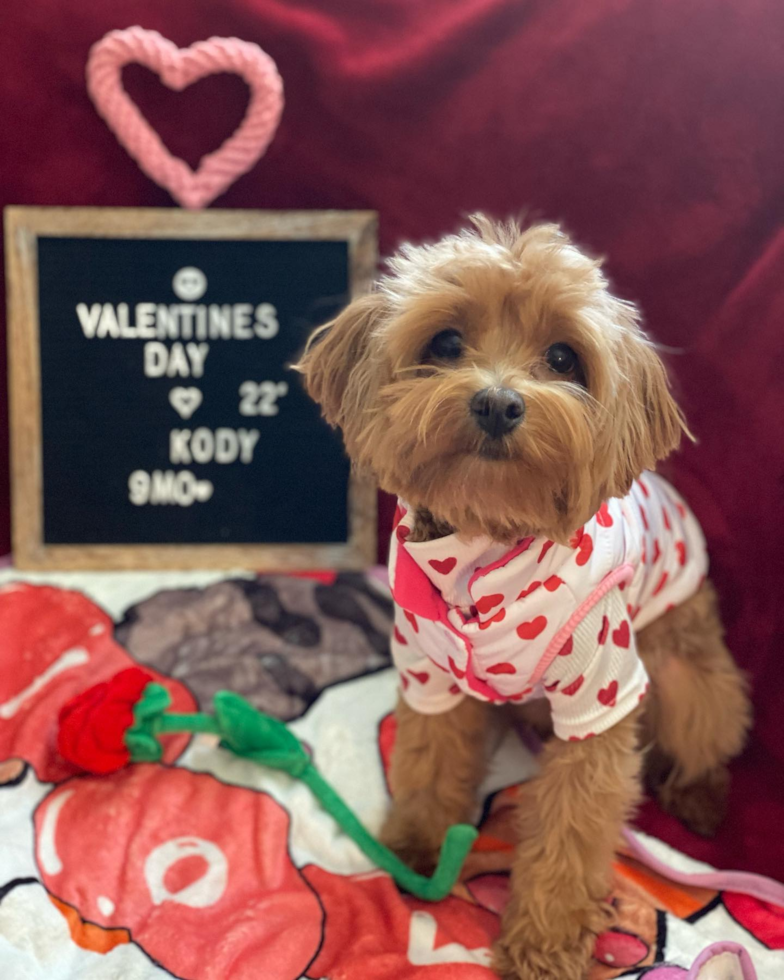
[296,216,751,980]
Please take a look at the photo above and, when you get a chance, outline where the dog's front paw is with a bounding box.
[492,935,594,980]
[494,900,612,980]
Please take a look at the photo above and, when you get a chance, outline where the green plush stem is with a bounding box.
[128,683,476,901]
[298,763,477,901]
[154,714,221,735]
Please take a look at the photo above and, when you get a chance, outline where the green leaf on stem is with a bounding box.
[213,692,310,776]
[125,682,171,762]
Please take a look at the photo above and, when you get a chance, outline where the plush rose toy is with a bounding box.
[57,667,475,901]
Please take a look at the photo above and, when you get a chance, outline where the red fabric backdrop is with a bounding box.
[2,1,784,878]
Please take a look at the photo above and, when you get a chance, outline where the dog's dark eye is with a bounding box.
[545,343,579,375]
[426,329,463,361]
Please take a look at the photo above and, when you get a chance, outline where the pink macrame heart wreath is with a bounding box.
[86,27,284,209]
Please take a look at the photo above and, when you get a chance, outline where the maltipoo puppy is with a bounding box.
[296,216,751,980]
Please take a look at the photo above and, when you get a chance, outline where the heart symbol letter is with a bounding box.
[194,479,214,502]
[169,387,203,419]
[86,27,284,209]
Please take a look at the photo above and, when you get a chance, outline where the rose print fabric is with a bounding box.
[0,576,781,980]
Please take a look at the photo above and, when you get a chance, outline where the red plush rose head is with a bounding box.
[57,667,153,774]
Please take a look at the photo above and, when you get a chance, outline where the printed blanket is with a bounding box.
[1,571,783,980]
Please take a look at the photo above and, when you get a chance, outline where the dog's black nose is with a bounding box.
[470,387,525,438]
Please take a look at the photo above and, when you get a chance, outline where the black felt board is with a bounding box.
[36,236,351,546]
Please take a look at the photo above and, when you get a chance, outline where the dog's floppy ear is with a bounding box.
[604,320,692,497]
[293,292,387,432]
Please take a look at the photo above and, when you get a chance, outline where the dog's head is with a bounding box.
[296,216,689,542]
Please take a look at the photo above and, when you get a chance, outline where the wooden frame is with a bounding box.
[4,206,378,570]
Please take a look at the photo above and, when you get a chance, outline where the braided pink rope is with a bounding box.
[86,26,284,209]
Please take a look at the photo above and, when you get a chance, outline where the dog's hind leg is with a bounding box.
[637,581,752,837]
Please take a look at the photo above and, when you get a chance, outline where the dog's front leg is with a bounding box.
[380,695,489,873]
[494,713,641,980]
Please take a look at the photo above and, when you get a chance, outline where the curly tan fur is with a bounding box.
[382,696,491,872]
[637,580,752,836]
[297,216,751,980]
[494,712,641,980]
[296,217,689,543]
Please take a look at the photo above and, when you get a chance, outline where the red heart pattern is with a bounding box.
[392,478,695,727]
[401,674,409,690]
[569,732,596,741]
[596,503,613,527]
[396,524,410,543]
[561,675,585,697]
[476,593,504,614]
[429,557,457,575]
[404,610,419,633]
[612,620,631,648]
[517,581,541,599]
[575,533,593,566]
[516,615,547,640]
[676,502,687,519]
[653,571,669,596]
[478,608,506,630]
[538,540,555,563]
[597,680,618,706]
[557,636,574,656]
